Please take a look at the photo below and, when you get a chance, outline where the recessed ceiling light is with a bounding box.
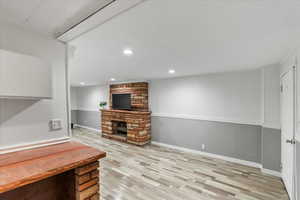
[168,69,175,74]
[110,78,116,81]
[80,82,85,86]
[123,48,133,56]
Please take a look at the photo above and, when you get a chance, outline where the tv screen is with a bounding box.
[112,94,131,110]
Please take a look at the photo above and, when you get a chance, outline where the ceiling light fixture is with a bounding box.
[80,82,85,86]
[110,78,116,81]
[168,69,175,74]
[123,48,133,56]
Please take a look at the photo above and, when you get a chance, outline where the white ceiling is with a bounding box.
[69,0,300,86]
[2,0,300,86]
[0,0,114,37]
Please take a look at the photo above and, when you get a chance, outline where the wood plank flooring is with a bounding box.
[72,128,289,200]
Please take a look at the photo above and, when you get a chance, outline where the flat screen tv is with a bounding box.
[112,94,131,110]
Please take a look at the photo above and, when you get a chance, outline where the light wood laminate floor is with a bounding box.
[72,128,289,200]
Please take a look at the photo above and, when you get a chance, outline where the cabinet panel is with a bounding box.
[0,49,52,99]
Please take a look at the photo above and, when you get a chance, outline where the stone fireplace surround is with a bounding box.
[101,82,151,145]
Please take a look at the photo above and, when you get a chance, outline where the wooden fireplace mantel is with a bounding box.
[100,109,151,115]
[0,141,106,200]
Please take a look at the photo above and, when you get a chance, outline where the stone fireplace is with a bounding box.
[101,82,151,145]
[101,109,151,145]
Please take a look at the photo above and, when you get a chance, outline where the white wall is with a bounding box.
[262,64,281,129]
[71,67,280,128]
[150,69,262,125]
[75,85,109,111]
[0,22,69,150]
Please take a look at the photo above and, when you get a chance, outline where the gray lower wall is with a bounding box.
[151,116,262,164]
[71,110,100,130]
[71,111,282,172]
[261,127,281,171]
[297,141,300,200]
[71,110,78,124]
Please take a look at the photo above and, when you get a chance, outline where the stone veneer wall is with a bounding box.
[109,82,149,111]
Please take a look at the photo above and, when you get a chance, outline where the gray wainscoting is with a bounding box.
[261,127,281,171]
[71,110,78,124]
[151,116,262,164]
[71,112,283,172]
[71,110,101,130]
[297,141,300,200]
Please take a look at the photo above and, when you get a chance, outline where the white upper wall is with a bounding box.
[0,22,69,149]
[74,85,109,111]
[150,69,262,125]
[262,64,281,129]
[72,67,280,127]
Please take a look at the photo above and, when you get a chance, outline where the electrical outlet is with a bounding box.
[50,119,62,130]
[201,144,205,151]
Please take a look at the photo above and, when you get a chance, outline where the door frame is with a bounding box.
[280,65,297,200]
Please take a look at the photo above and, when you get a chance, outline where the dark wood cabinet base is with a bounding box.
[0,142,106,200]
[0,161,100,200]
[0,170,76,200]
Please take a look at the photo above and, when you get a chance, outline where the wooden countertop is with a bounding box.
[100,109,151,114]
[0,141,106,194]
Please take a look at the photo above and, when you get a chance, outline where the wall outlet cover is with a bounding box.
[50,119,62,130]
[201,144,205,150]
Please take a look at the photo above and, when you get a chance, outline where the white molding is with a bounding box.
[151,113,261,126]
[73,111,280,128]
[74,124,101,133]
[75,109,100,112]
[261,168,282,178]
[151,141,261,169]
[0,137,70,155]
[262,122,281,130]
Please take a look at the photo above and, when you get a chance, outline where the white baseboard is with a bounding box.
[0,137,71,155]
[151,141,261,169]
[151,141,283,178]
[74,124,101,133]
[261,168,282,178]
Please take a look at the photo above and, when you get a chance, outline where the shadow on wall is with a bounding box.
[0,99,39,125]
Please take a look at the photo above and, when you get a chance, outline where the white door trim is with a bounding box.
[281,66,297,200]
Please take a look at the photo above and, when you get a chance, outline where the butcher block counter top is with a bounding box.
[0,141,106,200]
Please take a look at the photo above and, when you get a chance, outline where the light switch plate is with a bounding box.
[50,119,62,130]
